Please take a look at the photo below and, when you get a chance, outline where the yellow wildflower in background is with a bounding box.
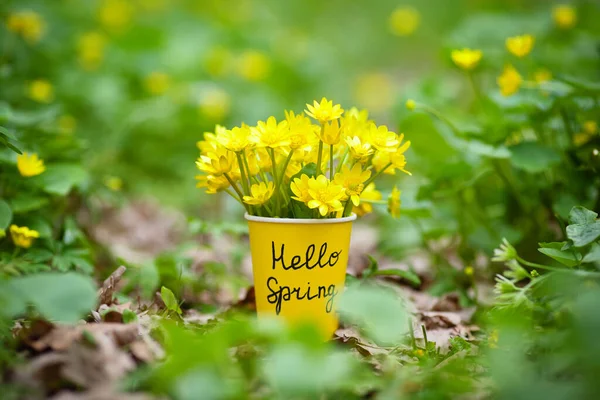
[506,34,535,58]
[306,175,345,216]
[533,68,552,84]
[7,11,45,44]
[243,182,274,205]
[58,115,77,135]
[451,48,482,71]
[354,73,393,113]
[0,229,5,239]
[497,65,522,96]
[104,176,123,191]
[583,121,598,135]
[77,32,107,70]
[353,183,382,216]
[236,50,271,81]
[405,99,416,111]
[553,5,577,30]
[199,88,231,120]
[305,98,344,124]
[144,72,171,95]
[28,79,53,103]
[334,164,371,206]
[10,225,40,248]
[388,6,420,37]
[17,153,46,177]
[387,186,401,218]
[464,266,474,277]
[99,0,134,32]
[250,117,290,149]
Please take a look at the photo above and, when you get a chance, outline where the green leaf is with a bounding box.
[0,200,12,229]
[467,140,511,159]
[538,247,580,268]
[161,286,182,314]
[122,309,138,324]
[583,244,600,264]
[372,268,422,287]
[9,195,49,213]
[568,206,598,225]
[566,221,600,247]
[362,255,379,278]
[31,164,89,196]
[509,142,561,173]
[338,283,408,345]
[4,272,97,322]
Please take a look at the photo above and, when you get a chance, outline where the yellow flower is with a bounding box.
[236,50,271,81]
[17,152,46,177]
[286,110,317,150]
[196,174,230,194]
[305,98,344,124]
[406,99,416,111]
[10,225,40,248]
[553,5,577,30]
[573,132,591,146]
[583,121,597,135]
[388,6,420,37]
[58,115,77,135]
[104,176,123,191]
[99,0,134,32]
[195,147,235,176]
[451,48,482,71]
[28,79,53,103]
[217,125,252,153]
[196,125,225,153]
[243,182,274,205]
[506,34,535,58]
[387,186,401,218]
[497,64,523,97]
[250,117,290,149]
[77,31,107,70]
[367,123,399,152]
[372,151,394,175]
[334,164,371,206]
[320,119,341,145]
[345,136,373,162]
[199,87,231,120]
[7,11,45,44]
[0,229,5,239]
[533,68,552,84]
[353,183,382,217]
[144,72,171,95]
[464,266,474,277]
[291,174,313,204]
[306,175,345,217]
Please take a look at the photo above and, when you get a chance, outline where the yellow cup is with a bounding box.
[245,214,356,338]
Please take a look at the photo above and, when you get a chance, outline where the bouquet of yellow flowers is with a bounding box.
[195,98,411,219]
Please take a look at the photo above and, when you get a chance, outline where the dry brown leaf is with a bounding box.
[334,327,390,357]
[98,266,126,307]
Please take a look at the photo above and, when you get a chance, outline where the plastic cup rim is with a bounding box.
[244,213,357,224]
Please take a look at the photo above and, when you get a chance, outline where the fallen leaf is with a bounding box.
[98,266,127,307]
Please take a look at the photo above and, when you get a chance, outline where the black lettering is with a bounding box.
[271,242,286,270]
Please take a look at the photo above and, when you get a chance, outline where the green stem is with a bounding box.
[336,149,349,173]
[236,152,249,195]
[316,139,324,176]
[491,159,526,211]
[559,106,575,144]
[329,145,335,180]
[268,148,280,216]
[277,149,295,210]
[224,174,249,213]
[363,162,392,188]
[467,72,485,110]
[516,256,600,278]
[342,199,354,217]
